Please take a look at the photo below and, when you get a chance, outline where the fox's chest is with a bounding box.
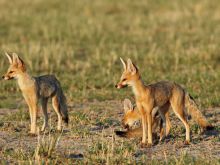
[18,76,36,90]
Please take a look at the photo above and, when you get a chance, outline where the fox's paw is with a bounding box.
[159,136,165,142]
[28,132,37,137]
[140,142,152,148]
[184,140,190,145]
[146,143,152,148]
[140,142,146,148]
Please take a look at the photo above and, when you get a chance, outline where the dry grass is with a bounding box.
[0,102,219,164]
[0,0,220,106]
[0,0,219,164]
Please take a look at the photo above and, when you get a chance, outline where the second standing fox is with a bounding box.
[115,58,213,147]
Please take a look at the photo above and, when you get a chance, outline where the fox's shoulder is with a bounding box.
[146,81,185,90]
[147,81,174,87]
[35,74,59,84]
[35,74,57,80]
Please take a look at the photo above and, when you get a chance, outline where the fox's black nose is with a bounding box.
[115,84,118,88]
[124,124,129,130]
[2,76,4,79]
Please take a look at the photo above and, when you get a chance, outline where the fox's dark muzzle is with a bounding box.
[122,122,130,130]
[2,76,13,80]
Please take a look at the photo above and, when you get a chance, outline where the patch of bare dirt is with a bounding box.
[0,101,219,163]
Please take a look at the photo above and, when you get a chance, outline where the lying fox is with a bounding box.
[115,58,213,146]
[2,53,68,134]
[115,99,171,141]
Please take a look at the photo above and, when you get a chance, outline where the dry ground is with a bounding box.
[0,100,219,164]
[0,0,220,164]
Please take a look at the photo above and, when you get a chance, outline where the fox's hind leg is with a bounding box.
[158,103,170,141]
[52,95,62,131]
[165,112,171,136]
[41,98,48,132]
[170,91,190,144]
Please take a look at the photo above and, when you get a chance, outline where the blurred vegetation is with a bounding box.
[0,0,219,108]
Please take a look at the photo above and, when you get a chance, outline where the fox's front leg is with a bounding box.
[27,104,34,133]
[143,102,153,146]
[147,111,152,145]
[30,104,38,134]
[141,113,148,144]
[24,98,36,134]
[137,102,147,145]
[27,98,38,134]
[27,105,36,134]
[23,92,38,134]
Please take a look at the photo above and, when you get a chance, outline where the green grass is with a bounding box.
[0,0,220,163]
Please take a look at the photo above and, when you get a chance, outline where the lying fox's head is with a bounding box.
[2,52,26,80]
[122,99,141,130]
[115,58,139,89]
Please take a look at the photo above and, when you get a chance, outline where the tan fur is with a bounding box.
[116,58,212,146]
[2,53,68,134]
[185,94,212,129]
[116,127,143,138]
[120,99,171,141]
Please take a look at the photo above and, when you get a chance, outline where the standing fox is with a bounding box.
[2,53,68,134]
[115,58,213,147]
[115,99,171,141]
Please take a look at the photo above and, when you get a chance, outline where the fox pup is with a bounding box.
[115,99,171,141]
[2,53,68,134]
[115,58,213,146]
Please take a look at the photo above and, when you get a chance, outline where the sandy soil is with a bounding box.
[0,101,219,163]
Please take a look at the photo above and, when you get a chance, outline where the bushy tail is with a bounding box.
[57,86,69,125]
[115,127,142,138]
[185,93,213,130]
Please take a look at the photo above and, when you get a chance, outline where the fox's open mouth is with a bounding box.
[3,77,14,80]
[8,77,14,80]
[121,84,128,88]
[115,84,128,89]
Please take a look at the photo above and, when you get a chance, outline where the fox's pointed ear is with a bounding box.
[5,52,13,64]
[127,58,137,74]
[12,53,25,69]
[124,99,133,113]
[120,57,126,70]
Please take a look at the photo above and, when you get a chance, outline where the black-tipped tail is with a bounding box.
[56,84,69,126]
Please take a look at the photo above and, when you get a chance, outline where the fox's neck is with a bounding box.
[131,77,146,98]
[17,72,35,91]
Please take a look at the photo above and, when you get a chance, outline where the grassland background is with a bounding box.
[0,0,220,108]
[0,0,219,164]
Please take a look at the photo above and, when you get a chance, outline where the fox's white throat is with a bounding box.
[17,72,35,90]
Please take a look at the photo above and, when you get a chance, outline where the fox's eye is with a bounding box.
[122,78,127,81]
[9,71,14,74]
